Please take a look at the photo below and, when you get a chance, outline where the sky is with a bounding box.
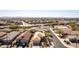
[0,10,79,17]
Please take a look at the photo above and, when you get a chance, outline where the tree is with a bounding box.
[55,20,59,25]
[68,21,78,31]
[57,29,63,37]
[9,25,19,30]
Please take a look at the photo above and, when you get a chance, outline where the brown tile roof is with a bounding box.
[16,31,32,41]
[0,32,6,37]
[23,31,32,40]
[70,31,79,35]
